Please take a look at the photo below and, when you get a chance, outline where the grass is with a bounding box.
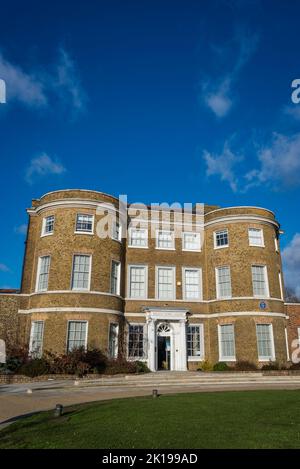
[1,390,300,448]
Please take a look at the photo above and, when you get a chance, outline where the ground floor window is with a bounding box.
[29,321,44,357]
[67,321,88,352]
[256,324,275,361]
[128,324,145,358]
[109,323,119,358]
[187,324,204,358]
[218,324,236,361]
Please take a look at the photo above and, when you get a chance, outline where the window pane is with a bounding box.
[109,323,119,358]
[157,231,174,249]
[256,324,273,359]
[44,216,54,234]
[217,266,231,298]
[128,325,145,358]
[249,228,263,246]
[183,232,200,250]
[130,229,148,247]
[76,214,93,232]
[129,266,146,298]
[72,255,91,289]
[111,261,120,295]
[67,321,87,351]
[220,324,235,359]
[184,269,200,299]
[215,230,229,247]
[37,256,50,291]
[30,321,44,357]
[112,221,121,240]
[187,325,202,357]
[252,265,267,296]
[158,268,174,299]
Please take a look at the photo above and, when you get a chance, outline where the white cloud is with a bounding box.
[14,224,28,235]
[282,234,300,298]
[0,52,47,107]
[203,141,243,192]
[0,263,10,273]
[200,31,258,118]
[0,48,86,114]
[245,132,300,189]
[25,153,66,185]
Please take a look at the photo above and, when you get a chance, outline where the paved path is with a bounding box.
[2,372,300,428]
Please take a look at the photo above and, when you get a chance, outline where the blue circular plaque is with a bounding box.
[259,301,267,310]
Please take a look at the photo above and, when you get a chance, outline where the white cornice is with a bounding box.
[124,311,288,319]
[18,307,123,315]
[27,199,120,215]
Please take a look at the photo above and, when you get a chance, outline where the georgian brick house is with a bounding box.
[0,189,299,370]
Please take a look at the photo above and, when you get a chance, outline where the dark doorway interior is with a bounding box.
[157,336,171,370]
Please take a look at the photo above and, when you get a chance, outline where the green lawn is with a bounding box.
[1,391,300,448]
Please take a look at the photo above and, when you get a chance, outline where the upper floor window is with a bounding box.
[274,236,279,252]
[129,228,148,248]
[156,266,176,300]
[256,324,275,361]
[187,324,204,359]
[251,265,269,297]
[42,215,54,236]
[128,265,147,299]
[112,220,122,241]
[218,324,236,361]
[249,228,264,247]
[183,268,202,300]
[182,232,201,251]
[67,321,88,352]
[75,214,94,233]
[36,256,51,292]
[29,321,44,357]
[214,229,229,249]
[71,255,91,290]
[111,260,121,295]
[156,230,175,250]
[216,266,232,299]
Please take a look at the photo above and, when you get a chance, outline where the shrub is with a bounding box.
[135,361,151,373]
[261,361,281,371]
[234,360,258,371]
[104,358,146,375]
[18,358,50,377]
[213,362,231,371]
[197,360,214,372]
[2,346,29,373]
[44,347,107,375]
[289,362,300,370]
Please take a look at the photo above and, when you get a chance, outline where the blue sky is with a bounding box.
[0,0,299,294]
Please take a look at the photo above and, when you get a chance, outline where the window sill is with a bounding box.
[128,245,149,249]
[214,245,229,250]
[249,244,265,248]
[41,232,54,238]
[258,358,276,362]
[219,358,236,362]
[155,247,176,251]
[74,231,94,235]
[182,248,202,252]
[188,356,204,361]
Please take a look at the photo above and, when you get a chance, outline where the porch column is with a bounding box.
[147,316,156,371]
[178,318,187,371]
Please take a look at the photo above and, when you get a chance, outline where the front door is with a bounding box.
[157,336,171,370]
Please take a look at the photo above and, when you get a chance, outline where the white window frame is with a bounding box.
[66,320,88,352]
[256,323,275,362]
[110,260,121,296]
[182,267,202,301]
[128,227,148,248]
[41,215,55,237]
[274,236,279,252]
[112,220,122,242]
[71,254,92,291]
[285,327,290,361]
[35,255,51,292]
[108,322,119,359]
[29,321,44,357]
[248,227,265,247]
[187,323,205,361]
[155,230,175,250]
[75,213,94,234]
[218,324,236,362]
[182,232,201,252]
[127,323,147,360]
[127,264,148,299]
[215,266,232,299]
[278,271,284,300]
[155,266,176,300]
[214,229,229,249]
[251,265,270,298]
